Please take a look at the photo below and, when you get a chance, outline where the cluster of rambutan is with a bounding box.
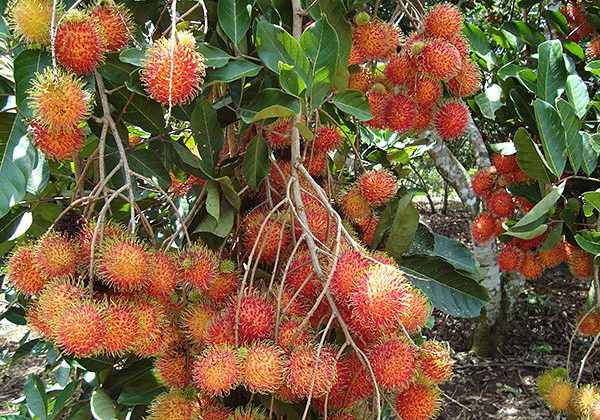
[348,5,481,141]
[471,153,594,281]
[562,0,597,42]
[537,368,600,418]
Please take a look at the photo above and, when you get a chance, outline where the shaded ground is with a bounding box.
[422,206,597,419]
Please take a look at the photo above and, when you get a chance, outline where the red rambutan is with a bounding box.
[540,241,566,268]
[414,105,434,132]
[145,252,178,298]
[339,187,372,223]
[330,250,373,304]
[182,303,216,346]
[384,93,416,133]
[204,271,240,304]
[286,345,338,398]
[519,252,544,280]
[285,251,322,299]
[471,168,497,198]
[97,238,149,291]
[241,342,287,394]
[447,60,481,98]
[569,250,594,279]
[155,349,190,388]
[418,40,461,81]
[242,210,290,264]
[312,126,342,153]
[434,100,470,140]
[486,190,515,218]
[304,152,328,176]
[202,405,233,420]
[423,3,464,40]
[131,299,167,357]
[30,121,85,161]
[492,154,520,175]
[7,244,47,295]
[352,20,399,61]
[348,68,372,92]
[471,213,497,244]
[358,170,398,206]
[102,298,138,356]
[55,301,106,357]
[385,54,415,87]
[264,117,292,149]
[204,311,235,346]
[576,310,600,337]
[498,246,524,273]
[226,293,275,344]
[192,345,240,397]
[55,13,105,75]
[90,4,134,52]
[35,234,78,278]
[178,244,218,289]
[399,287,432,334]
[412,76,443,106]
[575,384,600,416]
[277,317,311,351]
[419,340,453,383]
[369,338,417,391]
[366,88,390,129]
[395,382,441,420]
[587,36,600,60]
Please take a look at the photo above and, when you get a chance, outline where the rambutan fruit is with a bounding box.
[395,382,441,420]
[96,237,149,291]
[28,68,92,132]
[414,105,434,132]
[55,301,106,357]
[204,271,240,305]
[339,187,372,224]
[55,13,105,75]
[471,213,497,244]
[155,349,190,388]
[344,352,375,402]
[35,233,78,278]
[145,252,178,298]
[405,32,426,58]
[569,250,593,279]
[497,246,524,273]
[587,36,600,60]
[546,380,575,413]
[564,1,595,42]
[147,390,200,420]
[225,293,275,344]
[277,317,311,351]
[449,35,470,61]
[385,54,415,87]
[423,3,463,40]
[264,117,292,149]
[204,311,235,346]
[102,298,138,356]
[358,215,379,246]
[192,345,240,397]
[575,384,600,416]
[514,233,548,251]
[447,60,481,98]
[369,338,417,391]
[434,99,470,140]
[6,244,47,295]
[312,126,342,153]
[202,405,233,420]
[354,11,371,26]
[418,40,461,81]
[285,251,322,299]
[576,310,600,337]
[492,154,520,175]
[519,252,544,280]
[330,250,373,304]
[591,400,600,420]
[286,345,338,398]
[348,42,365,65]
[348,68,371,92]
[90,4,134,52]
[8,0,54,44]
[131,299,168,357]
[77,220,125,267]
[304,152,328,176]
[242,209,290,264]
[230,406,268,420]
[486,190,515,218]
[276,285,311,319]
[321,356,353,410]
[384,93,415,133]
[142,31,205,105]
[540,241,566,268]
[182,303,215,346]
[30,121,85,161]
[241,342,287,394]
[471,168,497,198]
[419,340,453,384]
[537,368,568,398]
[366,87,390,129]
[412,76,442,106]
[352,20,399,61]
[400,287,432,334]
[351,265,411,329]
[178,244,218,289]
[358,170,398,207]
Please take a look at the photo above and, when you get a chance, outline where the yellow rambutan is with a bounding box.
[330,250,373,304]
[590,399,600,420]
[102,298,138,356]
[419,340,453,384]
[145,252,178,298]
[369,338,417,391]
[35,233,78,278]
[192,345,240,397]
[178,244,218,289]
[241,342,287,394]
[182,302,216,346]
[142,31,205,105]
[6,244,47,295]
[146,390,200,420]
[225,293,275,344]
[55,300,106,357]
[286,345,338,398]
[447,60,481,98]
[395,382,441,420]
[55,13,105,75]
[358,170,398,207]
[519,252,544,280]
[575,384,600,416]
[155,348,191,389]
[434,99,470,140]
[96,237,149,291]
[536,368,568,398]
[546,380,575,413]
[131,299,168,357]
[8,0,54,44]
[423,3,464,40]
[384,93,416,133]
[90,4,134,52]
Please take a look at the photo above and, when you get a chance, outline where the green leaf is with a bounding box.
[575,234,600,256]
[565,74,589,119]
[0,116,37,219]
[537,40,567,104]
[218,0,255,44]
[109,87,164,134]
[539,223,563,252]
[556,99,583,174]
[385,193,419,259]
[513,183,564,228]
[24,375,47,420]
[581,132,599,176]
[402,256,489,318]
[204,59,260,85]
[463,23,496,67]
[117,371,165,406]
[542,10,568,34]
[514,127,553,184]
[14,49,52,120]
[205,180,220,221]
[190,97,225,171]
[197,44,231,68]
[501,20,545,47]
[517,69,538,94]
[497,63,525,81]
[509,88,536,126]
[533,99,567,176]
[432,233,476,273]
[301,16,339,106]
[169,141,213,178]
[127,149,171,190]
[474,84,503,119]
[238,88,301,123]
[585,60,600,75]
[331,90,372,121]
[119,48,146,66]
[49,381,78,418]
[583,191,600,213]
[503,223,548,239]
[562,39,585,60]
[214,176,241,210]
[195,202,235,238]
[243,134,270,190]
[90,389,116,420]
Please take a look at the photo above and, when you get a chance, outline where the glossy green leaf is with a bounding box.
[402,256,489,318]
[562,39,585,60]
[533,99,567,176]
[514,183,564,228]
[514,127,553,184]
[517,69,537,94]
[501,20,545,47]
[117,371,165,406]
[50,381,78,418]
[475,84,503,119]
[109,88,164,134]
[575,234,600,256]
[205,180,220,221]
[556,99,583,174]
[537,40,567,104]
[509,88,536,126]
[243,135,270,190]
[385,193,419,259]
[191,97,225,171]
[581,132,599,176]
[331,90,372,121]
[463,23,496,67]
[119,48,146,67]
[204,59,260,85]
[24,375,47,420]
[197,44,231,68]
[539,223,564,252]
[565,74,589,119]
[238,88,301,123]
[585,60,600,75]
[128,149,171,190]
[503,223,548,239]
[169,141,213,178]
[497,63,525,81]
[218,0,255,44]
[90,389,116,420]
[541,10,568,34]
[14,49,51,120]
[195,202,235,238]
[214,176,241,210]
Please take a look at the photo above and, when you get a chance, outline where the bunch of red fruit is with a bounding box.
[471,154,593,280]
[349,4,481,141]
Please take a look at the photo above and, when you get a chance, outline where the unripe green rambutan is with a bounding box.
[536,368,568,398]
[394,382,441,420]
[241,342,287,394]
[423,3,464,40]
[230,406,268,420]
[147,390,200,420]
[90,4,134,52]
[155,349,191,389]
[178,244,218,289]
[55,12,105,75]
[369,338,417,391]
[192,345,240,397]
[286,345,338,398]
[7,244,47,295]
[419,340,453,384]
[225,293,275,344]
[97,237,149,291]
[55,300,106,357]
[358,170,398,207]
[102,298,138,356]
[354,11,371,26]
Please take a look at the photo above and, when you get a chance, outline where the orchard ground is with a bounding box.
[1,200,598,418]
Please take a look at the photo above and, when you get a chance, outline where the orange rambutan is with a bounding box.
[384,93,416,133]
[7,244,47,295]
[192,345,240,397]
[395,382,441,420]
[312,126,342,153]
[182,302,216,346]
[145,252,178,298]
[400,287,432,334]
[55,301,106,357]
[178,244,218,289]
[591,400,600,420]
[588,36,600,60]
[471,168,497,198]
[423,3,463,40]
[498,246,524,273]
[546,380,575,413]
[35,233,78,278]
[96,237,149,291]
[385,54,415,87]
[204,271,240,304]
[226,293,275,344]
[147,390,200,420]
[102,298,138,356]
[486,190,515,218]
[276,317,311,351]
[264,117,292,149]
[575,384,600,416]
[569,250,594,279]
[55,13,105,75]
[471,213,497,244]
[155,349,190,389]
[90,4,134,52]
[412,76,442,106]
[434,99,470,140]
[78,220,125,267]
[414,105,434,132]
[286,345,338,398]
[576,310,600,337]
[358,215,379,246]
[30,121,85,161]
[204,311,235,346]
[351,265,411,329]
[419,340,453,384]
[418,40,461,81]
[285,251,322,299]
[447,60,481,98]
[339,187,372,224]
[142,31,205,105]
[330,250,373,304]
[28,68,92,132]
[242,209,290,264]
[369,338,417,391]
[131,299,167,357]
[352,19,399,61]
[358,170,398,207]
[519,252,544,280]
[348,42,365,65]
[449,34,470,60]
[8,0,54,44]
[366,87,390,129]
[348,68,371,92]
[540,241,566,268]
[344,352,375,402]
[241,342,287,394]
[304,152,328,176]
